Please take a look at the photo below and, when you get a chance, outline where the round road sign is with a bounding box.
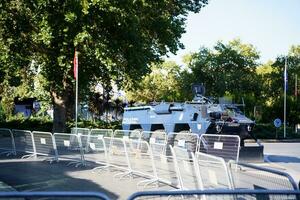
[274,118,282,128]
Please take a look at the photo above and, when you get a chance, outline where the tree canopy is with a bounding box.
[0,0,208,131]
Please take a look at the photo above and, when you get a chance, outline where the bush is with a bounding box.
[0,116,53,132]
[0,116,122,133]
[66,120,122,132]
[253,123,300,139]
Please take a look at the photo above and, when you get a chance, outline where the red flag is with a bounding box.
[73,49,78,79]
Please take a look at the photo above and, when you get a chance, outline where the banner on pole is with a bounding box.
[73,49,78,79]
[284,60,288,91]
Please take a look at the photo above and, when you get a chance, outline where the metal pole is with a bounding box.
[295,74,298,101]
[75,51,78,129]
[284,57,287,138]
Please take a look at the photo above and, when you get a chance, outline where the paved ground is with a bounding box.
[0,155,174,200]
[0,142,299,199]
[262,142,300,185]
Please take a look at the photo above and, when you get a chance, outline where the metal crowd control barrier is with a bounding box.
[0,128,16,156]
[93,137,131,177]
[90,129,114,154]
[170,146,199,190]
[0,191,109,200]
[114,130,141,140]
[199,134,240,162]
[71,127,90,135]
[150,143,178,187]
[141,131,167,144]
[12,129,36,159]
[168,132,200,152]
[32,131,58,162]
[229,161,298,190]
[145,131,167,159]
[127,189,300,200]
[124,139,158,187]
[91,129,114,137]
[72,127,90,151]
[81,134,108,166]
[195,151,234,190]
[53,133,85,167]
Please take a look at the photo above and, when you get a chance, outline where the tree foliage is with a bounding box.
[0,0,208,131]
[126,61,183,103]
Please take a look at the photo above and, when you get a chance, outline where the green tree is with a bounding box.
[0,0,208,132]
[266,45,300,125]
[182,39,261,116]
[126,61,182,103]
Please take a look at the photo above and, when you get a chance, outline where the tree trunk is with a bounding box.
[51,84,74,133]
[52,91,67,133]
[50,73,75,132]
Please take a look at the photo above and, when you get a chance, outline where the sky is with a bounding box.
[167,0,300,65]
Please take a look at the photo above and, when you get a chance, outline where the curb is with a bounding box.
[245,139,300,143]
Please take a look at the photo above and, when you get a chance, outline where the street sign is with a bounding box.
[274,118,282,128]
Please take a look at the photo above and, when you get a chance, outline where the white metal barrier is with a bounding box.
[168,132,200,152]
[53,133,85,167]
[32,131,58,162]
[199,134,240,162]
[0,128,16,156]
[149,142,178,187]
[81,134,108,166]
[195,151,234,190]
[229,161,297,190]
[170,146,200,190]
[123,139,158,187]
[114,130,141,140]
[71,128,90,151]
[93,137,131,178]
[12,129,36,159]
[1,128,298,193]
[71,127,90,135]
[91,129,113,137]
[141,131,167,145]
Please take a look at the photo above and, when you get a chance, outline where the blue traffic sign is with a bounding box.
[274,118,282,128]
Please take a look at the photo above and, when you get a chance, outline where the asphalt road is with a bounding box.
[262,142,300,185]
[0,142,299,199]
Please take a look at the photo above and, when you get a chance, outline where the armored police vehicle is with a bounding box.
[122,84,263,161]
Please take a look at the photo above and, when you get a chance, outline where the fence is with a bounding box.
[229,161,298,190]
[141,131,167,144]
[0,190,298,200]
[195,151,234,190]
[170,146,199,190]
[0,128,16,156]
[1,128,299,193]
[81,134,108,166]
[168,132,200,152]
[0,191,109,200]
[32,131,58,162]
[91,129,114,137]
[114,130,141,140]
[199,134,240,162]
[127,189,300,200]
[12,129,36,158]
[53,133,85,167]
[72,127,90,151]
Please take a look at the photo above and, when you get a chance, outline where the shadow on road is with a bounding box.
[267,155,300,163]
[0,155,118,199]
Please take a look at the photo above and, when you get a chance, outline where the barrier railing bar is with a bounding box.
[233,161,299,190]
[0,191,109,200]
[127,189,300,200]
